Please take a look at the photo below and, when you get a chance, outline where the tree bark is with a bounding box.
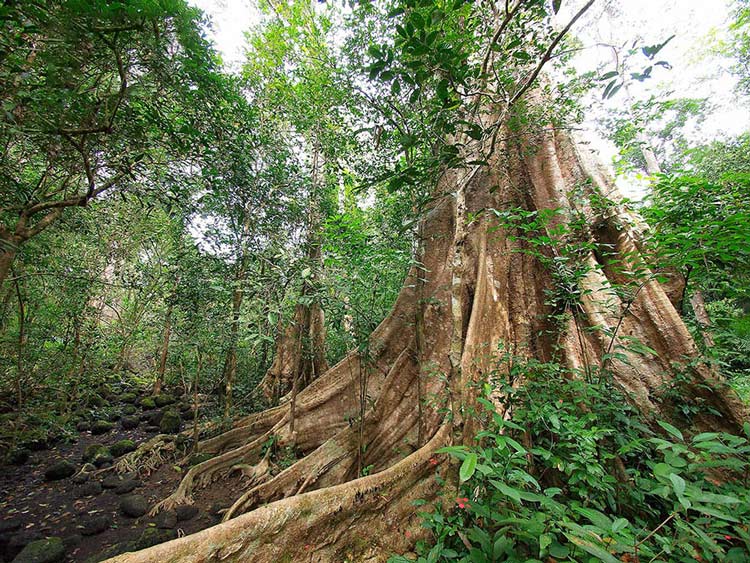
[220,208,252,418]
[13,273,26,410]
[690,290,716,349]
[221,282,243,418]
[153,302,172,395]
[0,247,17,290]
[115,108,747,563]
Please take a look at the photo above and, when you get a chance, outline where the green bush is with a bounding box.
[391,355,750,563]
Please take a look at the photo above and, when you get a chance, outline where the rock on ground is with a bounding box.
[11,537,65,563]
[119,495,149,518]
[43,460,76,481]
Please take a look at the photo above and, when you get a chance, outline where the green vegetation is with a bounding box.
[393,351,750,563]
[0,0,749,561]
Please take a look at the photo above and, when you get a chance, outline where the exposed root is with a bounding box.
[149,430,274,515]
[116,434,178,476]
[228,450,272,488]
[222,431,355,521]
[111,425,451,563]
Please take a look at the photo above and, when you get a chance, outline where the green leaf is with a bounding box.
[489,480,522,503]
[539,533,552,553]
[552,0,562,14]
[668,473,686,496]
[657,420,684,442]
[611,518,629,533]
[690,504,740,522]
[564,534,620,563]
[436,445,469,457]
[549,543,569,558]
[459,453,477,482]
[692,432,721,443]
[573,506,613,530]
[436,79,450,101]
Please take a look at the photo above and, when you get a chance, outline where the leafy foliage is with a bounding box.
[392,352,750,563]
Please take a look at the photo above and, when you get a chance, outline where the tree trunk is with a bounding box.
[258,300,328,403]
[0,246,18,291]
[221,282,243,419]
[257,141,328,403]
[116,111,747,563]
[642,145,662,176]
[13,273,26,410]
[153,303,172,395]
[690,290,716,349]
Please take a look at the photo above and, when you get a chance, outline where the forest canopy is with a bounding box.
[0,1,749,562]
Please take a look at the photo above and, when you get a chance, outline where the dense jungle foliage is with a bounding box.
[0,0,749,562]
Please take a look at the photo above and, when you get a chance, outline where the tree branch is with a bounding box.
[481,0,528,77]
[508,0,596,108]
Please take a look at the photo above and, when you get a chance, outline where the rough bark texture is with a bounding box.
[257,301,328,402]
[111,119,747,563]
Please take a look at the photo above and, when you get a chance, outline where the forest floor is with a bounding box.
[0,389,242,562]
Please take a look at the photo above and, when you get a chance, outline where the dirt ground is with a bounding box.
[0,396,242,562]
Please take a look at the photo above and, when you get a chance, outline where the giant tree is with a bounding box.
[116,1,747,561]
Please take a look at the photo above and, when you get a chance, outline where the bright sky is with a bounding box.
[190,0,258,71]
[188,0,749,198]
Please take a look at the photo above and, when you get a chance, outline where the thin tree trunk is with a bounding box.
[153,302,173,395]
[193,348,202,454]
[690,290,715,348]
[0,246,18,291]
[221,209,252,418]
[13,273,25,411]
[222,293,241,418]
[642,145,662,176]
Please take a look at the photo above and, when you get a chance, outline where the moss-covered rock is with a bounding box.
[175,504,199,522]
[81,445,112,467]
[82,444,104,463]
[110,439,136,458]
[77,514,110,536]
[119,495,149,518]
[78,481,102,497]
[159,410,181,434]
[119,392,137,404]
[153,394,176,408]
[11,537,65,563]
[121,404,137,415]
[120,415,139,430]
[75,421,91,432]
[90,420,114,435]
[114,478,139,495]
[145,410,164,427]
[139,397,156,409]
[134,527,176,550]
[44,460,76,481]
[105,411,120,422]
[8,447,30,465]
[87,395,106,408]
